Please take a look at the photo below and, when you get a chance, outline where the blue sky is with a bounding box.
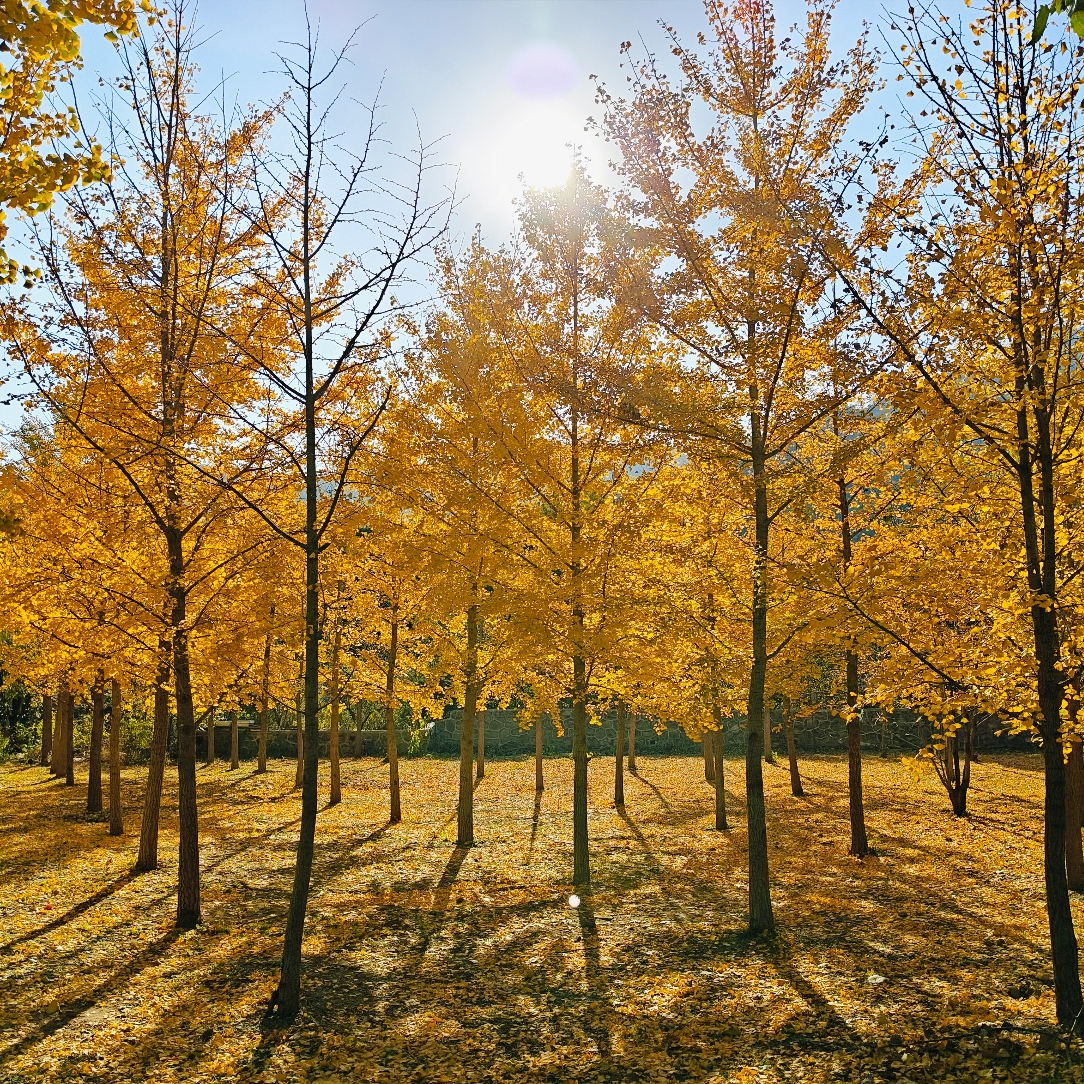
[74,0,880,245]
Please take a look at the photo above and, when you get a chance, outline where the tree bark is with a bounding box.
[572,655,590,887]
[386,618,401,825]
[1021,383,1083,1024]
[329,625,341,806]
[458,604,479,846]
[837,474,869,855]
[846,674,869,859]
[51,682,66,778]
[476,707,486,781]
[229,708,239,771]
[65,688,75,787]
[763,703,776,765]
[713,718,727,831]
[206,704,216,766]
[783,695,803,798]
[109,678,123,836]
[535,714,544,793]
[87,675,104,814]
[257,621,272,774]
[702,731,715,783]
[294,687,303,790]
[274,329,326,1019]
[40,692,52,768]
[941,718,973,817]
[615,701,625,808]
[170,566,201,930]
[1043,705,1081,1023]
[745,423,775,935]
[1067,740,1084,892]
[135,647,171,873]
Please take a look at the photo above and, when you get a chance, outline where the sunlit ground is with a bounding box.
[0,754,1080,1083]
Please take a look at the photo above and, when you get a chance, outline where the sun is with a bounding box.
[500,99,581,190]
[455,41,589,228]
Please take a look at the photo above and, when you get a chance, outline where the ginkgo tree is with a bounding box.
[599,0,879,933]
[0,0,155,281]
[4,3,281,927]
[790,0,1084,1025]
[429,169,668,887]
[196,14,448,1018]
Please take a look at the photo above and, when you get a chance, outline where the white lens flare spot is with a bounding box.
[507,43,577,100]
[568,894,580,908]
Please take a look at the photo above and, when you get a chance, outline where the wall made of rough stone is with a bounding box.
[196,706,1029,761]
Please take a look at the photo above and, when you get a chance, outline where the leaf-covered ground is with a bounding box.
[0,752,1080,1083]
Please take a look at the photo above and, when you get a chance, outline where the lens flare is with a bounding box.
[507,43,577,100]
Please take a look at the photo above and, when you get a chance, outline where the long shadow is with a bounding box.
[768,940,860,1053]
[0,927,180,1066]
[359,821,391,847]
[577,895,602,981]
[529,791,542,851]
[0,871,135,954]
[616,807,668,886]
[628,768,674,814]
[437,844,470,892]
[575,893,614,1062]
[17,815,313,978]
[200,816,303,876]
[308,841,474,1012]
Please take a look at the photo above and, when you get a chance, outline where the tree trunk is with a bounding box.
[702,731,715,783]
[879,710,889,758]
[1021,389,1083,1025]
[386,619,401,825]
[476,707,486,781]
[171,570,201,930]
[572,654,590,887]
[745,427,775,935]
[838,474,869,855]
[229,708,239,771]
[783,695,803,798]
[87,675,104,814]
[65,689,75,787]
[627,709,637,772]
[458,604,479,846]
[935,712,974,818]
[294,687,303,790]
[1068,740,1084,892]
[40,692,52,768]
[1043,701,1082,1024]
[109,678,123,836]
[135,647,171,873]
[763,703,776,765]
[713,718,727,831]
[274,363,325,1019]
[51,682,66,778]
[206,706,216,766]
[329,625,341,806]
[615,701,625,808]
[846,664,869,858]
[535,714,544,793]
[258,622,272,774]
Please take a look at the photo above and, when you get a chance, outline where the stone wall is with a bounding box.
[197,705,1026,761]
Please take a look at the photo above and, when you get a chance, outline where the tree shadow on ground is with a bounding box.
[0,870,135,954]
[0,755,1074,1084]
